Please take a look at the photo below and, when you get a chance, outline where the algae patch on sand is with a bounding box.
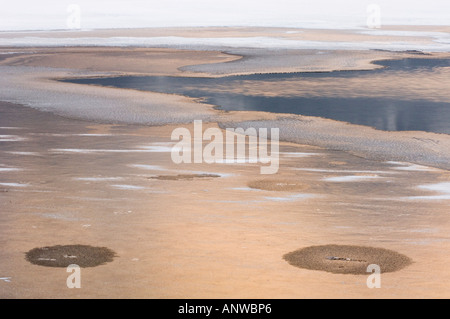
[283,245,412,275]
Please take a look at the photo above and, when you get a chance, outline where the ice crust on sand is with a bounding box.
[128,164,167,171]
[1,36,450,52]
[0,182,28,187]
[408,182,450,200]
[74,177,124,182]
[0,135,27,142]
[0,167,22,172]
[224,119,450,171]
[0,66,215,126]
[111,184,146,190]
[5,151,40,156]
[323,175,381,182]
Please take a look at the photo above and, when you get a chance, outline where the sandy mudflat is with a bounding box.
[3,45,450,169]
[1,101,449,299]
[1,27,450,298]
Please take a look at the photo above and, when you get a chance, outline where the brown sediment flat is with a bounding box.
[0,47,239,76]
[149,174,221,180]
[1,101,450,298]
[248,179,309,192]
[25,245,117,268]
[283,245,412,275]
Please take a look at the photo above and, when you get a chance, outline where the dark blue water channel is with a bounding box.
[61,58,450,134]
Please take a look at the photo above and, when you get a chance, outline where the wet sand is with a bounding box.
[1,27,450,298]
[1,101,450,298]
[2,45,450,169]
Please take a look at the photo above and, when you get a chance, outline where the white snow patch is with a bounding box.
[0,167,22,172]
[231,187,262,191]
[264,193,315,202]
[5,151,40,156]
[0,135,27,142]
[0,182,28,187]
[128,164,167,171]
[406,182,450,200]
[280,152,322,157]
[136,145,181,152]
[323,175,381,182]
[387,161,439,172]
[73,177,124,182]
[2,36,450,52]
[51,148,161,154]
[30,133,115,137]
[111,184,146,190]
[295,168,393,174]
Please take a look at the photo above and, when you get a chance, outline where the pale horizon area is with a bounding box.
[1,0,449,32]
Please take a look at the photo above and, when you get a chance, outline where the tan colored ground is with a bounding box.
[0,47,239,76]
[1,101,450,299]
[0,25,448,42]
[3,45,450,171]
[1,27,450,298]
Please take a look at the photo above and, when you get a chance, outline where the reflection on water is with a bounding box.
[63,58,450,134]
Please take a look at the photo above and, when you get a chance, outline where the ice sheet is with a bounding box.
[0,182,29,187]
[1,36,450,52]
[323,175,381,182]
[128,164,167,171]
[111,184,146,190]
[407,182,450,200]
